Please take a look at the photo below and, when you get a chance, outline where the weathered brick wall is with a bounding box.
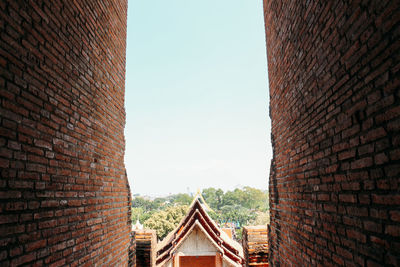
[129,232,137,267]
[134,230,156,267]
[242,226,269,266]
[264,0,400,266]
[0,0,131,266]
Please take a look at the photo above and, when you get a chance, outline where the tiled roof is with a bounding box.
[155,195,244,266]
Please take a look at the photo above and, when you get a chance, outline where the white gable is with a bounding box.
[176,226,218,256]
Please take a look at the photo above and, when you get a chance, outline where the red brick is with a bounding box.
[347,206,368,217]
[10,246,23,257]
[33,139,52,150]
[351,157,373,169]
[363,221,382,233]
[0,6,131,267]
[25,239,47,252]
[0,214,18,224]
[389,148,400,160]
[0,158,10,168]
[10,252,36,266]
[346,229,366,243]
[374,153,388,164]
[338,150,355,160]
[385,164,400,177]
[385,225,400,237]
[360,128,386,144]
[339,194,357,203]
[0,149,11,160]
[390,211,400,222]
[372,194,400,205]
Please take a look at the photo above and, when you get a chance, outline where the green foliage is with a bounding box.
[235,228,243,240]
[242,186,269,211]
[132,196,159,211]
[251,211,270,225]
[202,186,269,212]
[131,207,153,223]
[202,188,224,209]
[207,210,220,222]
[168,193,192,206]
[131,187,269,241]
[143,205,188,240]
[219,204,256,226]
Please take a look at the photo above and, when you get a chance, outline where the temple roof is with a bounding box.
[155,194,244,266]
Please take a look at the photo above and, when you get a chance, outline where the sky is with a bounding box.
[124,0,271,196]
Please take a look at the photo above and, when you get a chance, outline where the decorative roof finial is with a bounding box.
[190,188,213,212]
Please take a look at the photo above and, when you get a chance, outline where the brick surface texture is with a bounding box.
[264,0,400,266]
[0,0,131,266]
[133,230,156,267]
[242,226,269,266]
[129,232,137,267]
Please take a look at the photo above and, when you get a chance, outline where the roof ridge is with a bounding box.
[189,189,213,212]
[155,194,244,266]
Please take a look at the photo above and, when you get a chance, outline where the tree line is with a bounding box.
[131,186,269,240]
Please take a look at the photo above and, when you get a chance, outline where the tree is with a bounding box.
[131,207,153,223]
[132,196,159,211]
[169,193,192,206]
[250,211,270,225]
[144,205,189,240]
[242,186,268,211]
[202,188,224,210]
[132,187,270,241]
[222,188,246,207]
[219,205,256,227]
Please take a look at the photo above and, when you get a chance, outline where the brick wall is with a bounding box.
[242,226,269,266]
[0,0,131,266]
[134,230,156,267]
[129,232,137,267]
[264,0,400,266]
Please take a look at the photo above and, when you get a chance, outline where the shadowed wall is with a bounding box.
[0,1,131,266]
[264,0,399,266]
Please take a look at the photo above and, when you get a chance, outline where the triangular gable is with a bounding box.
[171,220,224,255]
[156,196,244,266]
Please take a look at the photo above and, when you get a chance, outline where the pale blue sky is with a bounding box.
[124,0,271,196]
